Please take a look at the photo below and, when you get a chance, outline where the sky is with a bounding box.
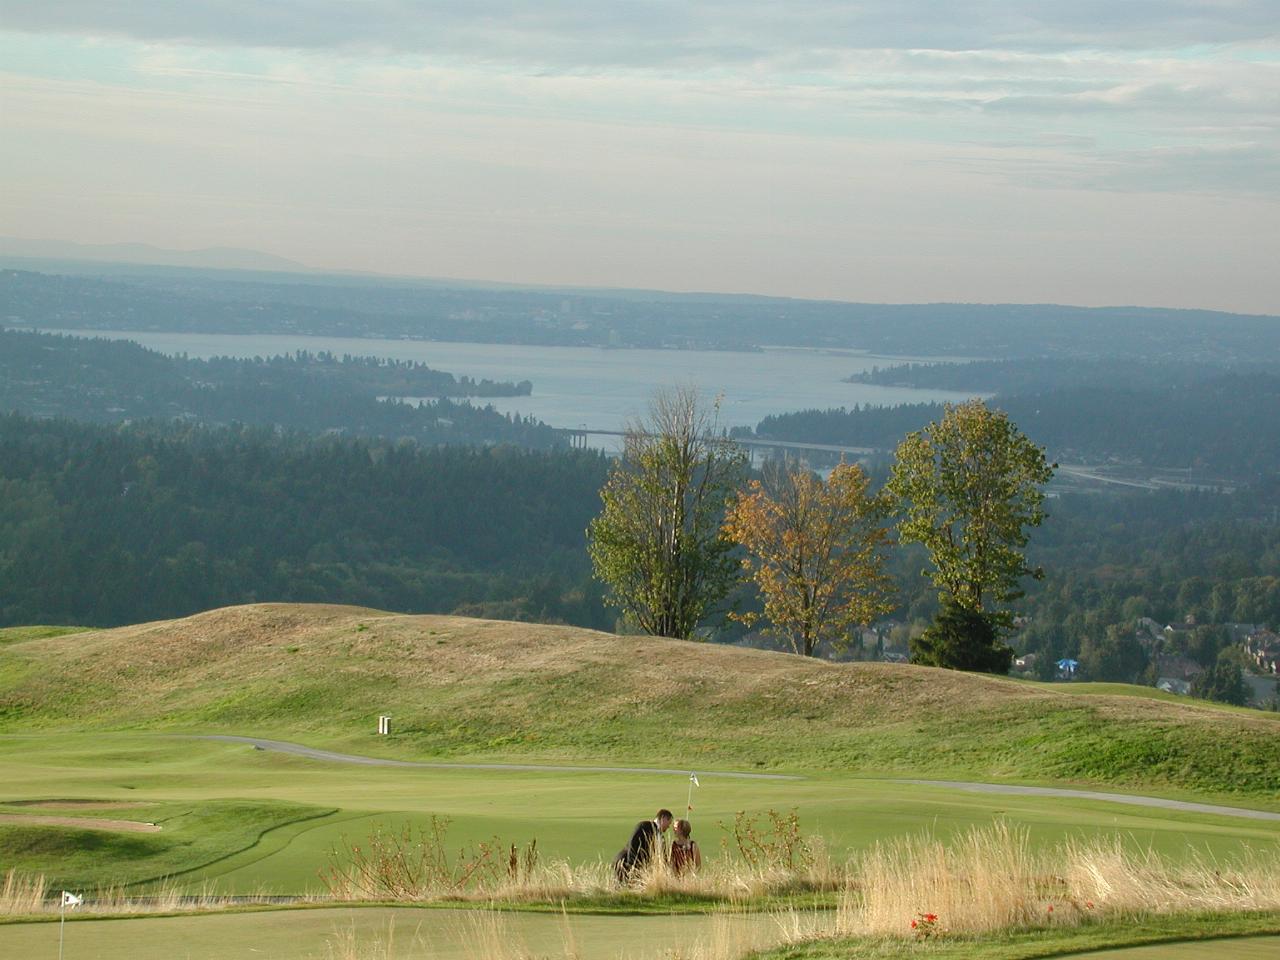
[2,2,1278,313]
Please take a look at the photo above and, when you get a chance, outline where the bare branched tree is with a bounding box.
[588,385,746,639]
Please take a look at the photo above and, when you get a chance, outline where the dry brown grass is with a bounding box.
[833,822,1280,940]
[6,603,1277,801]
[429,910,779,960]
[321,810,842,906]
[0,868,301,918]
[322,849,842,906]
[1,868,45,914]
[11,602,1274,731]
[0,814,160,832]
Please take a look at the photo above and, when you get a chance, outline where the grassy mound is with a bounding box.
[0,799,333,889]
[1,604,1276,802]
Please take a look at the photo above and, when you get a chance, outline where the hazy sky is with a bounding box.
[2,3,1278,312]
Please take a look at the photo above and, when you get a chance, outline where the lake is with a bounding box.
[41,330,977,437]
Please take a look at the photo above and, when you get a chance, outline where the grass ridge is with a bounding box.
[1,604,1277,802]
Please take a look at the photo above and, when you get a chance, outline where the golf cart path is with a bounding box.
[196,735,801,780]
[199,736,1280,820]
[901,779,1280,822]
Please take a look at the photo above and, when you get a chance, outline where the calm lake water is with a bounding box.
[43,330,977,435]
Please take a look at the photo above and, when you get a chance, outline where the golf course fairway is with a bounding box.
[0,731,1276,894]
[2,605,1278,959]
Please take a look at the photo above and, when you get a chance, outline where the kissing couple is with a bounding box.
[613,808,702,884]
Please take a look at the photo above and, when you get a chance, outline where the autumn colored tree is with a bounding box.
[723,460,894,657]
[886,399,1054,630]
[587,386,746,639]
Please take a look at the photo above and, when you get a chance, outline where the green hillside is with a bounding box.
[1,604,1276,803]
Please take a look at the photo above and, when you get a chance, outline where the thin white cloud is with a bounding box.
[1,4,1278,310]
[2,2,1278,64]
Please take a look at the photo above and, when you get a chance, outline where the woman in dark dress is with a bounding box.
[669,819,702,875]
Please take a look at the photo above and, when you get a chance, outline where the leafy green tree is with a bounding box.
[1186,624,1229,668]
[886,399,1054,627]
[587,386,747,639]
[909,599,1013,674]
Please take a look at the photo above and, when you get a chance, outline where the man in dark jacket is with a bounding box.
[613,808,673,883]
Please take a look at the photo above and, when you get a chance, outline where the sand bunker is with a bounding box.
[5,799,154,810]
[0,814,160,833]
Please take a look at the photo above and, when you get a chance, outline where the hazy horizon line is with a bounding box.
[4,234,1278,320]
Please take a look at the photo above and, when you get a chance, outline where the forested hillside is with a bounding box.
[757,368,1280,479]
[0,413,1276,687]
[0,329,555,448]
[6,267,1279,359]
[0,415,609,628]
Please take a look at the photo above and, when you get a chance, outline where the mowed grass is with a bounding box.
[751,914,1280,960]
[0,600,1277,960]
[1030,680,1276,716]
[0,625,90,648]
[0,733,1275,896]
[0,795,333,890]
[0,604,1277,806]
[0,906,783,960]
[0,905,1277,960]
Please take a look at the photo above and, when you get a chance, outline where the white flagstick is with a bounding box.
[59,891,81,960]
[686,772,699,817]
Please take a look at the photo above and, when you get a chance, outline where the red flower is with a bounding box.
[910,920,918,929]
[924,914,938,922]
[1047,905,1054,913]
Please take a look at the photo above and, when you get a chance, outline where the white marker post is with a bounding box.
[377,715,391,735]
[59,891,82,960]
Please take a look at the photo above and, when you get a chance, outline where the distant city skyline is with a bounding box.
[2,2,1278,313]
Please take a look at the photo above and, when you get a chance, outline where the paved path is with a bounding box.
[196,737,1280,821]
[195,735,802,780]
[901,779,1280,822]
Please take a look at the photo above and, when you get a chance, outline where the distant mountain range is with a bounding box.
[0,237,313,274]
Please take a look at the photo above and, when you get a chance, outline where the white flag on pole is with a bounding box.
[689,773,699,787]
[61,891,82,908]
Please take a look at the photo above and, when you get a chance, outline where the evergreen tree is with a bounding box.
[910,599,1013,674]
[1190,657,1249,706]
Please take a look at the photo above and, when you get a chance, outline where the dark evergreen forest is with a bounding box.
[756,369,1280,479]
[0,329,1277,695]
[1,414,1276,677]
[0,329,555,448]
[0,415,610,628]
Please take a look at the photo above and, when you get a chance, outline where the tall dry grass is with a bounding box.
[835,821,1280,939]
[323,851,840,905]
[10,821,1276,960]
[1,868,46,914]
[437,909,780,960]
[0,868,300,918]
[322,811,843,904]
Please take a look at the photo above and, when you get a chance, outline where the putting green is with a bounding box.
[1,732,1276,895]
[0,907,780,960]
[1073,935,1280,958]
